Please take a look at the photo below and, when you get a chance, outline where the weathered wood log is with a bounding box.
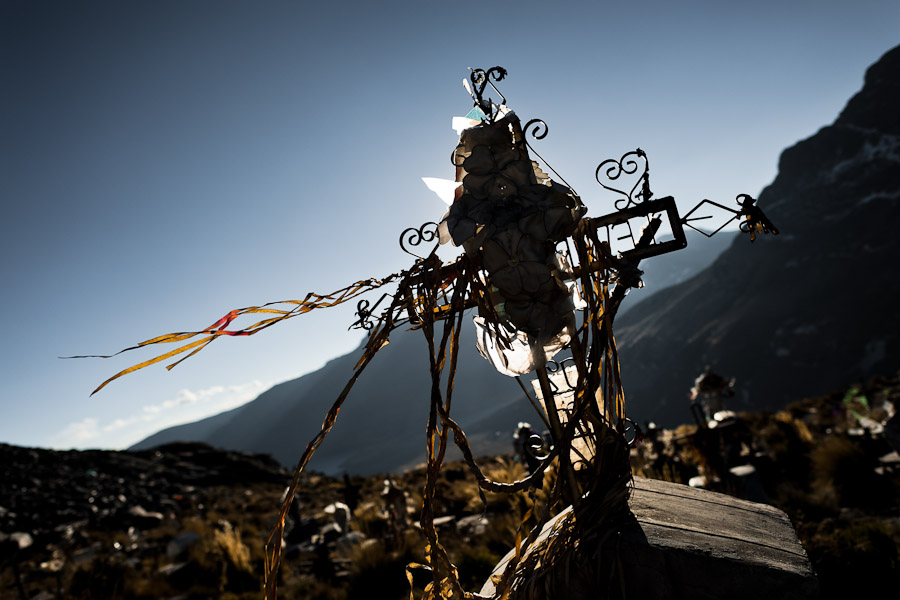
[481,476,818,599]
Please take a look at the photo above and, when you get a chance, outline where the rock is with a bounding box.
[456,514,489,537]
[127,505,164,528]
[334,531,366,553]
[728,464,769,503]
[166,531,200,559]
[158,561,188,576]
[72,545,97,565]
[39,558,64,572]
[432,515,455,527]
[9,532,33,550]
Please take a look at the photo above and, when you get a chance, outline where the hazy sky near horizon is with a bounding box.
[2,0,898,451]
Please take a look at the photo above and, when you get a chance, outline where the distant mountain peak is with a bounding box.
[837,45,900,134]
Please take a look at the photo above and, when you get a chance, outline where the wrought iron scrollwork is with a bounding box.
[85,65,786,600]
[591,195,687,261]
[595,148,652,210]
[523,118,548,141]
[399,221,439,259]
[546,357,579,393]
[621,418,643,447]
[681,194,778,241]
[469,66,507,121]
[522,118,578,193]
[349,294,389,331]
[525,432,551,460]
[736,194,779,241]
[681,198,740,237]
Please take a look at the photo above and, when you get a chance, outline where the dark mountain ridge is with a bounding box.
[617,44,900,425]
[132,322,537,475]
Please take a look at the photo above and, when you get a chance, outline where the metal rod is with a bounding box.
[532,344,581,504]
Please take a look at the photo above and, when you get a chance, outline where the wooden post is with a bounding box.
[480,477,819,599]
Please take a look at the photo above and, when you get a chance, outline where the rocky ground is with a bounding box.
[0,442,291,599]
[0,438,534,600]
[631,371,900,598]
[2,373,899,599]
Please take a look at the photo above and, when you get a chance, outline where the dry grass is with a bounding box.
[9,372,900,600]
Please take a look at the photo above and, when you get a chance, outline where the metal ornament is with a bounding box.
[322,69,778,599]
[80,66,779,600]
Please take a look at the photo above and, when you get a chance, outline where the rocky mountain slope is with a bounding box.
[132,229,733,475]
[616,44,900,426]
[619,230,737,314]
[0,442,287,543]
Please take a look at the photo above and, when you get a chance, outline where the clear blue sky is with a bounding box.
[1,0,897,450]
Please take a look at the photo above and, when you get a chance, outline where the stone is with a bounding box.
[127,505,164,529]
[9,532,33,550]
[166,531,200,559]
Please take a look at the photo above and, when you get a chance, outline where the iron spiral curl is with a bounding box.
[470,66,508,120]
[621,418,643,446]
[350,298,376,331]
[523,118,549,141]
[546,356,579,393]
[525,432,551,460]
[349,293,391,331]
[399,221,440,259]
[595,148,651,210]
[737,194,755,234]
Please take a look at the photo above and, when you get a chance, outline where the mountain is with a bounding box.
[132,322,536,475]
[616,44,900,426]
[618,230,738,316]
[131,230,732,475]
[134,45,900,472]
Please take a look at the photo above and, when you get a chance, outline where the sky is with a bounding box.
[1,0,898,451]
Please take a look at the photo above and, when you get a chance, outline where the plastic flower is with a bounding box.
[462,144,535,200]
